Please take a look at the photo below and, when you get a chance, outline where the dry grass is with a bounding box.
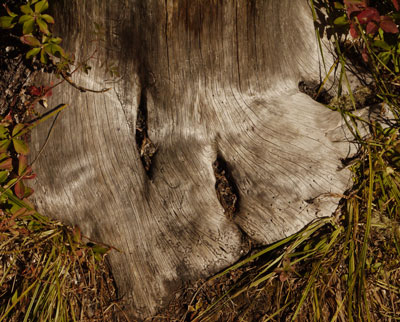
[0,203,127,321]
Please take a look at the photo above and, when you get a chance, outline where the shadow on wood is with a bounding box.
[30,0,352,319]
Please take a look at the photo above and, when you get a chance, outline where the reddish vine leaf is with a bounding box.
[28,84,53,97]
[349,23,359,38]
[393,0,399,11]
[366,21,378,35]
[344,0,367,17]
[14,180,25,199]
[357,7,380,24]
[29,85,42,96]
[380,17,399,33]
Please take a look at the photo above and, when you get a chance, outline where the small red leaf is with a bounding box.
[357,7,380,24]
[21,165,36,180]
[349,23,359,38]
[14,181,25,199]
[344,0,367,17]
[393,0,399,11]
[380,18,399,33]
[279,272,288,282]
[29,85,42,96]
[3,112,13,124]
[366,21,378,35]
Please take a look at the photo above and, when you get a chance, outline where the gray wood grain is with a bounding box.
[30,0,352,318]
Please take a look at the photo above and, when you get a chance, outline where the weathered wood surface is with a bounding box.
[30,0,352,318]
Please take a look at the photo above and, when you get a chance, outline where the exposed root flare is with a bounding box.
[135,88,157,177]
[212,154,240,219]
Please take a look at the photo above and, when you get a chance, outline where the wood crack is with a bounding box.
[135,88,157,177]
[212,154,240,219]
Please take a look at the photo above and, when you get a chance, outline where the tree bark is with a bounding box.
[31,0,352,318]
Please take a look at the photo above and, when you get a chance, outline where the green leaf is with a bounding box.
[11,291,18,305]
[0,153,8,162]
[373,40,391,51]
[49,37,62,44]
[18,14,32,24]
[0,158,13,171]
[22,18,35,34]
[0,170,9,184]
[12,123,26,137]
[0,126,10,140]
[0,139,11,153]
[379,27,384,39]
[13,138,29,155]
[378,51,391,65]
[0,16,17,29]
[24,186,34,198]
[36,17,49,34]
[5,6,18,17]
[26,47,41,59]
[91,244,110,255]
[40,48,48,64]
[18,155,28,176]
[41,14,54,24]
[4,177,17,189]
[334,15,348,26]
[20,4,33,15]
[334,2,344,9]
[20,34,41,47]
[34,0,48,13]
[44,44,65,57]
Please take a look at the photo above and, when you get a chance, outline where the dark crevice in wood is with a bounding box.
[135,88,157,178]
[299,80,381,110]
[298,80,333,105]
[212,154,240,219]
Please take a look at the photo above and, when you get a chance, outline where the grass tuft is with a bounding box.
[0,206,124,321]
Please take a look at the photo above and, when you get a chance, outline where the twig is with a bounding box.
[61,71,111,93]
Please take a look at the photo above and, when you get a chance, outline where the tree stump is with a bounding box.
[31,0,352,318]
